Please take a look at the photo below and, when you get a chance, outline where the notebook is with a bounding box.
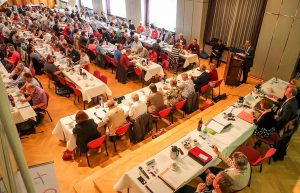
[205,118,231,133]
[237,111,254,124]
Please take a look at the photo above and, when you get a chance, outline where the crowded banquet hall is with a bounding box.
[0,0,300,193]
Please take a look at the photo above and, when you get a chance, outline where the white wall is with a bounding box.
[252,0,300,81]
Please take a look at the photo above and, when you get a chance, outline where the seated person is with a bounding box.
[73,111,101,154]
[148,49,158,63]
[176,33,187,46]
[136,22,144,34]
[209,63,219,82]
[136,45,148,58]
[20,72,41,94]
[128,20,135,31]
[104,100,127,140]
[78,31,88,46]
[114,44,123,64]
[128,93,147,120]
[170,43,185,73]
[143,24,151,37]
[178,73,195,99]
[96,39,106,55]
[152,38,162,52]
[147,83,165,115]
[151,27,159,39]
[118,31,126,45]
[110,31,118,44]
[131,35,143,53]
[165,78,183,107]
[191,64,209,92]
[67,44,81,63]
[188,38,200,55]
[77,49,90,69]
[3,46,20,72]
[275,79,300,108]
[44,55,64,82]
[123,36,133,49]
[275,87,298,132]
[8,64,30,87]
[210,39,225,67]
[120,49,136,72]
[20,84,47,113]
[88,38,97,56]
[164,31,174,45]
[195,146,250,192]
[59,35,68,45]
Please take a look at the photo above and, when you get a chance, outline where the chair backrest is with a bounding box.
[262,148,276,160]
[84,64,90,72]
[45,71,54,80]
[104,54,112,63]
[93,70,101,79]
[158,107,173,118]
[70,86,82,96]
[45,92,50,107]
[160,52,168,61]
[175,99,187,110]
[200,83,210,93]
[30,68,36,76]
[111,58,118,67]
[66,80,76,88]
[239,146,262,165]
[100,75,108,84]
[115,122,131,136]
[87,135,106,149]
[214,79,223,88]
[162,60,169,69]
[134,67,142,77]
[58,76,66,85]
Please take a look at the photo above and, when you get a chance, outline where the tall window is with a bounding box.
[102,0,107,13]
[81,0,93,9]
[109,0,127,18]
[148,0,177,31]
[141,0,146,25]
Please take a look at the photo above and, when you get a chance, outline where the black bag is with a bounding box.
[16,119,37,137]
[55,85,73,97]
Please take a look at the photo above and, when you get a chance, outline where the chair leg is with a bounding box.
[83,101,86,110]
[46,110,53,122]
[113,139,117,152]
[259,164,263,173]
[104,141,109,156]
[86,153,90,167]
[268,157,272,165]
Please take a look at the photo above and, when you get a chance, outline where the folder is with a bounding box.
[237,111,254,124]
[188,147,212,166]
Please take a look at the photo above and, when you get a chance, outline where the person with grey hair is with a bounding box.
[198,145,250,191]
[128,93,147,120]
[147,83,165,115]
[131,35,142,52]
[8,63,30,87]
[136,45,148,58]
[165,78,183,107]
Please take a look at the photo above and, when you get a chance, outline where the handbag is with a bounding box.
[62,149,74,161]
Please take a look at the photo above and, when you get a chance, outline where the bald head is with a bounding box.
[131,93,139,102]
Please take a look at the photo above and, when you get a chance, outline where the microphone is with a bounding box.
[138,166,149,179]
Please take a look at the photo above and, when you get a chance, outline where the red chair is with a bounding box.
[99,75,108,84]
[84,64,90,72]
[162,60,169,70]
[110,58,118,74]
[200,83,210,100]
[160,52,169,61]
[85,135,108,167]
[65,80,76,88]
[152,107,174,131]
[39,92,53,122]
[58,76,67,86]
[93,70,101,79]
[211,79,223,100]
[239,146,277,172]
[134,67,144,86]
[70,86,86,109]
[30,68,36,76]
[257,132,280,148]
[44,71,54,89]
[174,99,187,118]
[113,122,132,152]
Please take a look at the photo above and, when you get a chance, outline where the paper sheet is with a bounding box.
[146,178,173,193]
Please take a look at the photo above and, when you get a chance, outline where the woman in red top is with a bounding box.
[151,28,159,39]
[88,38,97,55]
[63,24,71,37]
[148,49,158,63]
[209,63,218,81]
[120,49,136,71]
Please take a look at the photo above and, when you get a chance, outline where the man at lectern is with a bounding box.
[237,40,255,84]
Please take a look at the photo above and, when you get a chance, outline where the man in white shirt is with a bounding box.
[178,72,195,99]
[131,35,142,53]
[78,49,90,68]
[128,93,147,120]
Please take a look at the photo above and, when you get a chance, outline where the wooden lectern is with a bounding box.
[223,52,244,86]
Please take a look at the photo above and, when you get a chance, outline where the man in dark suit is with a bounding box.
[240,40,255,83]
[209,39,225,67]
[191,64,210,92]
[275,87,298,132]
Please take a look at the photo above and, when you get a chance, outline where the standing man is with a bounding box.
[240,40,255,84]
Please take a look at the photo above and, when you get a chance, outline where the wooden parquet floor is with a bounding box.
[20,58,300,193]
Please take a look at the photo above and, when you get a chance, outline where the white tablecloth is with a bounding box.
[0,63,37,124]
[135,60,164,81]
[34,44,112,102]
[113,78,288,193]
[52,68,202,150]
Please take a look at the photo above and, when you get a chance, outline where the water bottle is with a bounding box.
[197,118,203,132]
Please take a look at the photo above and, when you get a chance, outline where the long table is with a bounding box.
[52,67,202,150]
[0,62,37,124]
[101,43,164,82]
[112,77,288,193]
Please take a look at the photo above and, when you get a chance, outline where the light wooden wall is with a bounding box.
[252,0,300,81]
